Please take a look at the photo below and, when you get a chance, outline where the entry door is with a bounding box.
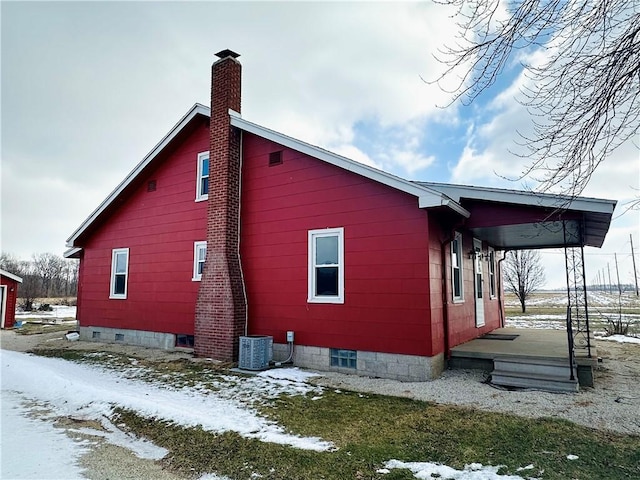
[0,285,6,329]
[473,239,485,327]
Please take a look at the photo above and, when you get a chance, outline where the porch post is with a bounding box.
[563,219,592,379]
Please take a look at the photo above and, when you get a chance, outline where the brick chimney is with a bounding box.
[194,50,247,361]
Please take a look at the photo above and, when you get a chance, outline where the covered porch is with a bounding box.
[422,182,616,391]
[449,327,598,392]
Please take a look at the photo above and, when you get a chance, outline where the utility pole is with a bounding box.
[607,263,613,294]
[631,234,639,296]
[614,254,622,295]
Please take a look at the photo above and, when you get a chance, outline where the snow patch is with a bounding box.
[594,334,640,345]
[383,460,537,479]
[1,350,335,453]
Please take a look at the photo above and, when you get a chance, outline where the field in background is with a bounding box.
[505,291,640,336]
[13,292,640,337]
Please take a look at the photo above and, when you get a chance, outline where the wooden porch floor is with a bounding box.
[449,327,597,367]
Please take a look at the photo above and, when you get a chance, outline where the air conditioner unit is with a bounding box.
[238,335,273,370]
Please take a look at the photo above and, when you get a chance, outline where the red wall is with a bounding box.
[445,234,501,347]
[1,275,20,328]
[76,123,209,335]
[240,133,436,357]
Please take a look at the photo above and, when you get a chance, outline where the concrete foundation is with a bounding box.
[273,343,444,382]
[79,326,176,350]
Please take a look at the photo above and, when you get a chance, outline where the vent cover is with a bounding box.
[147,180,157,192]
[238,335,273,370]
[269,151,283,166]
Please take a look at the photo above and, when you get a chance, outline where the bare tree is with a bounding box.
[1,252,78,308]
[0,253,40,309]
[435,0,639,201]
[32,253,64,298]
[0,253,22,274]
[503,250,545,312]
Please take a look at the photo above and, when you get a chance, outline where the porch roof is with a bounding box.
[417,182,617,249]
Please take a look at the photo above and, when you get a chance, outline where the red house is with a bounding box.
[1,269,23,329]
[65,51,615,381]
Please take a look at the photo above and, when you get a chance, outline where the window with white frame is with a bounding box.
[308,227,344,303]
[110,248,129,299]
[451,232,464,301]
[193,241,207,281]
[196,152,209,201]
[488,247,496,298]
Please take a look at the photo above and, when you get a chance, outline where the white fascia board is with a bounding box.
[63,247,82,259]
[229,111,469,217]
[66,104,210,247]
[420,182,616,214]
[0,269,23,283]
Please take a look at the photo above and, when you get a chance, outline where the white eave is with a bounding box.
[418,182,616,215]
[229,110,470,218]
[66,103,210,247]
[0,269,23,283]
[63,247,83,259]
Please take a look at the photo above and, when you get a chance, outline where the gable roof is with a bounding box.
[65,105,469,249]
[65,105,617,251]
[1,269,23,283]
[66,104,210,249]
[228,110,469,216]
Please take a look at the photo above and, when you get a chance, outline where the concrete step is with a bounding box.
[491,371,579,393]
[494,357,574,378]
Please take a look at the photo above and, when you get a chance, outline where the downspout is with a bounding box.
[497,250,509,328]
[238,130,249,337]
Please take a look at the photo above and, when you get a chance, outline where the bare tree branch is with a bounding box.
[434,0,639,202]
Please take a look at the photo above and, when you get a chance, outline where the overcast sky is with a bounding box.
[2,2,638,289]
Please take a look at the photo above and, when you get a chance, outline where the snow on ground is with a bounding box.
[1,390,90,479]
[0,350,334,453]
[15,305,77,320]
[379,460,539,480]
[594,334,640,345]
[1,350,546,480]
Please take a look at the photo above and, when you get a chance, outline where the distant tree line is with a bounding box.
[0,253,78,310]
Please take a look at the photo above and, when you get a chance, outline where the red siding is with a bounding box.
[445,235,501,347]
[77,123,209,336]
[427,217,445,355]
[240,133,435,356]
[1,275,20,328]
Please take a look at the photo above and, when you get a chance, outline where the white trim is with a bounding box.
[451,232,464,303]
[192,241,207,281]
[63,247,82,259]
[109,248,129,299]
[66,103,210,247]
[229,111,470,217]
[1,285,7,329]
[419,181,616,214]
[308,227,344,304]
[0,269,23,283]
[473,238,485,327]
[195,151,209,202]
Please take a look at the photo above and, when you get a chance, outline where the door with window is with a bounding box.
[473,238,485,327]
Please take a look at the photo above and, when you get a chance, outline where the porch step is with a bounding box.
[491,357,579,393]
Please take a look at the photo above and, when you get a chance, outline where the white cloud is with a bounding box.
[1,2,466,258]
[1,0,636,271]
